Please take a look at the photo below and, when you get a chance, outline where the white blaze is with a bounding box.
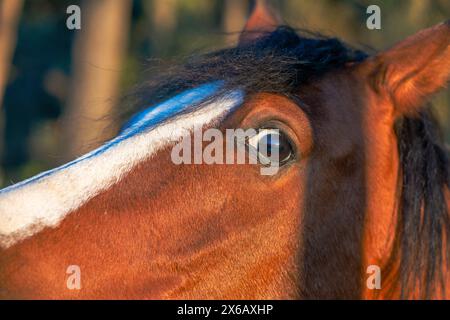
[0,87,243,248]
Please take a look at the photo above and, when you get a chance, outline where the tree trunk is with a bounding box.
[145,0,177,56]
[0,0,24,109]
[222,0,249,44]
[0,0,23,185]
[62,0,132,160]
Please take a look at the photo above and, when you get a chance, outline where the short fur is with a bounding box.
[122,26,450,298]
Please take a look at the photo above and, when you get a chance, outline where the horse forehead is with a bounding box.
[0,82,225,194]
[120,82,225,134]
[0,83,244,249]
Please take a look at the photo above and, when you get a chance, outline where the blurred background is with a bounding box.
[0,0,449,187]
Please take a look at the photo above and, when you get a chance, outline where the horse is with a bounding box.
[0,2,449,299]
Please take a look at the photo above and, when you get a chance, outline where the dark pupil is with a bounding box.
[260,132,292,162]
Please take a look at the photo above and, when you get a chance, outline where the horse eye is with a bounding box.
[247,129,295,166]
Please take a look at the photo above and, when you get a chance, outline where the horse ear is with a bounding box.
[370,21,450,116]
[238,0,281,45]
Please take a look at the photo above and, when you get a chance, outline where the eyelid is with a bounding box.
[238,94,313,161]
[247,129,280,150]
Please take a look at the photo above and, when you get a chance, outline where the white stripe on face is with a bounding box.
[0,85,243,248]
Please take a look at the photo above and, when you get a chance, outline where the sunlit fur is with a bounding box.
[0,19,449,299]
[0,84,243,248]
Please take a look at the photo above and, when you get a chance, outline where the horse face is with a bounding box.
[35,59,398,300]
[0,93,310,299]
[0,75,373,299]
[1,3,449,299]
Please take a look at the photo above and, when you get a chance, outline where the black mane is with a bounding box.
[393,111,450,299]
[124,26,450,299]
[122,26,367,119]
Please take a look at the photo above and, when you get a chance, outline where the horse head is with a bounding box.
[1,2,449,299]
